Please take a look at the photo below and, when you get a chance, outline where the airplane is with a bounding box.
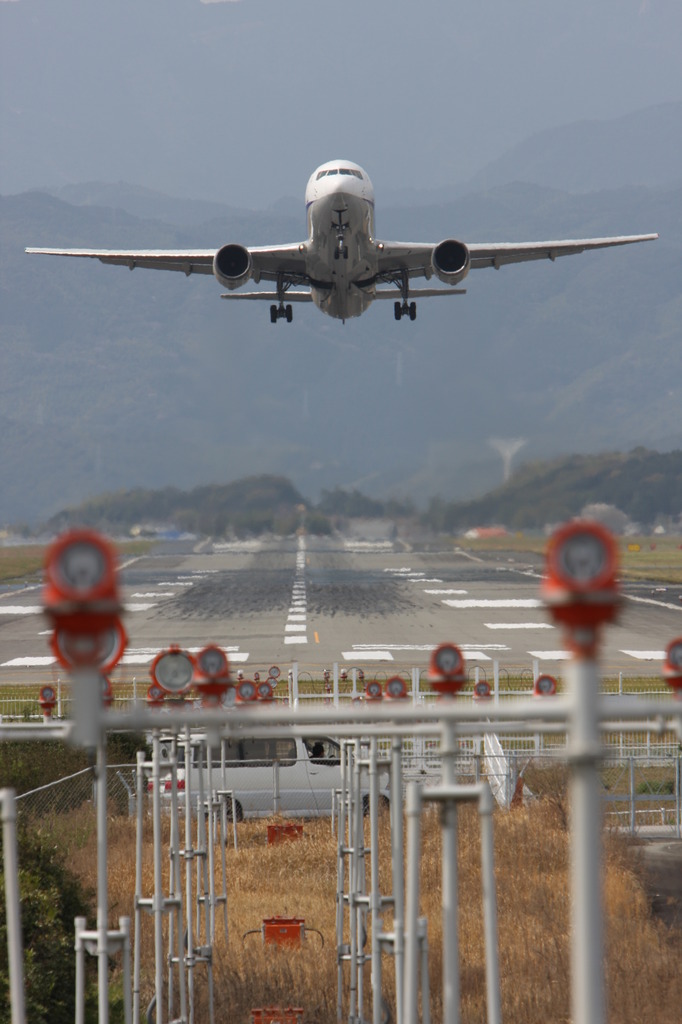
[27,158,657,324]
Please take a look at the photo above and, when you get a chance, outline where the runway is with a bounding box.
[1,534,681,687]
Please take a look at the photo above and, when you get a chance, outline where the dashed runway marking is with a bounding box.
[620,650,665,661]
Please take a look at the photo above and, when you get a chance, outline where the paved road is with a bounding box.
[1,534,681,688]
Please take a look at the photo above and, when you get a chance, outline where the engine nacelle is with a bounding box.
[213,243,253,290]
[431,239,470,285]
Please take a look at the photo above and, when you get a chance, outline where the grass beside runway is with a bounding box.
[452,533,682,585]
[0,539,155,585]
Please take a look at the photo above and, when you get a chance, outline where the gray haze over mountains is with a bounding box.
[1,0,681,525]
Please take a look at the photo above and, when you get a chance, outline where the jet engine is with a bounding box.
[431,239,470,285]
[213,244,253,289]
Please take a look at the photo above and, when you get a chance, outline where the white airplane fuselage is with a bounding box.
[303,160,377,320]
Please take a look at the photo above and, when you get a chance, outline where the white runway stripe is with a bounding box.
[2,656,55,667]
[285,623,307,632]
[424,589,468,595]
[343,651,394,661]
[132,592,176,598]
[0,606,42,615]
[620,650,665,661]
[0,645,249,669]
[284,636,308,645]
[528,650,572,660]
[485,622,554,630]
[443,599,541,609]
[350,643,509,652]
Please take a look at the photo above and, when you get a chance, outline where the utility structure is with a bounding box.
[488,437,527,484]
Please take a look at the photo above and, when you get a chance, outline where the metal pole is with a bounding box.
[403,782,422,1024]
[151,732,164,1024]
[1,789,26,1024]
[133,752,146,1024]
[96,735,110,1024]
[75,916,87,1024]
[184,728,196,1024]
[369,738,382,1024]
[441,719,460,1024]
[478,785,501,1024]
[391,737,405,1024]
[568,653,606,1024]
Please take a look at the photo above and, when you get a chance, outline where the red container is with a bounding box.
[267,823,303,845]
[262,917,305,947]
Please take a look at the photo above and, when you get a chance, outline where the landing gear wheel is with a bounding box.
[285,304,293,323]
[394,301,402,322]
[409,302,417,321]
[270,305,278,324]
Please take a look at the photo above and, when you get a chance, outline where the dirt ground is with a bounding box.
[630,838,682,930]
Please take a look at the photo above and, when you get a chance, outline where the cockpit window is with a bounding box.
[316,167,363,180]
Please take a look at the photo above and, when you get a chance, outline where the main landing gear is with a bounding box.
[393,269,416,320]
[394,300,417,321]
[270,303,293,324]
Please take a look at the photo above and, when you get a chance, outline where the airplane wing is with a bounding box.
[221,291,313,302]
[466,234,659,269]
[375,233,658,280]
[25,248,217,275]
[25,242,310,280]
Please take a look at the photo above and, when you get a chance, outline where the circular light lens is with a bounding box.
[268,665,281,679]
[153,651,194,693]
[536,674,556,695]
[366,680,382,698]
[386,676,407,699]
[666,640,682,670]
[434,645,462,676]
[238,680,256,701]
[41,686,55,701]
[556,531,608,586]
[198,646,228,678]
[57,541,107,593]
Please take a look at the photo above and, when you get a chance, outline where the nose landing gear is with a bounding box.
[332,209,349,260]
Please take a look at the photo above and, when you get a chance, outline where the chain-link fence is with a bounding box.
[15,764,137,820]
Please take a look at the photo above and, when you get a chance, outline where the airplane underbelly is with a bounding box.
[307,192,377,320]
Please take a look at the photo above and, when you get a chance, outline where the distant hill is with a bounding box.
[43,451,682,538]
[423,449,682,532]
[46,475,314,538]
[464,103,682,195]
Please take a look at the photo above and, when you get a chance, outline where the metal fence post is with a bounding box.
[1,789,26,1024]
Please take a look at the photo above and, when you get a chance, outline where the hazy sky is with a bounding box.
[2,0,681,204]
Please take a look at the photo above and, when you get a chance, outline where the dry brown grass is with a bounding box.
[59,800,682,1024]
